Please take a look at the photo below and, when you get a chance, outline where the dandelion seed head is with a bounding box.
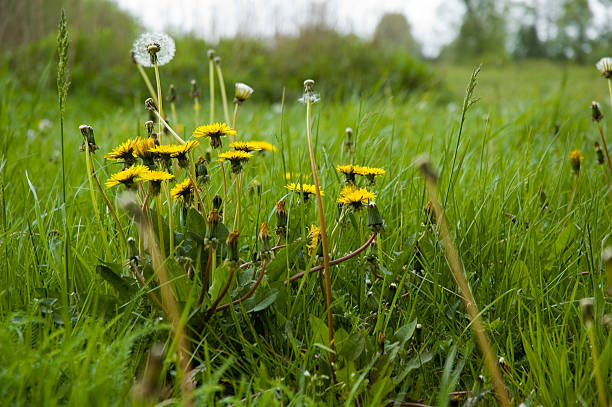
[235,82,254,103]
[132,32,175,67]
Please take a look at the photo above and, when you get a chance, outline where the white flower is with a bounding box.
[132,32,175,67]
[234,82,254,103]
[596,57,612,78]
[298,93,320,105]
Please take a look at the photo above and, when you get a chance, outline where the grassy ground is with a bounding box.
[0,61,611,406]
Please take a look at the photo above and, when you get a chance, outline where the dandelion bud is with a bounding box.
[214,56,221,66]
[595,142,605,165]
[415,323,423,343]
[195,157,208,185]
[207,49,215,60]
[226,230,240,263]
[145,98,157,112]
[79,124,99,153]
[592,101,603,122]
[580,297,594,324]
[145,120,154,136]
[190,79,201,99]
[167,84,177,103]
[234,82,254,104]
[259,222,274,261]
[205,149,212,163]
[415,155,438,183]
[389,282,397,294]
[366,202,384,233]
[275,200,288,238]
[205,209,224,248]
[569,149,583,175]
[377,332,385,353]
[344,127,354,154]
[212,194,222,210]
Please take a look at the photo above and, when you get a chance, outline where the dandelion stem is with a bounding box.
[286,233,376,283]
[215,63,230,125]
[209,58,215,123]
[84,147,111,259]
[204,266,237,321]
[304,96,336,369]
[154,63,164,144]
[153,110,186,144]
[418,157,510,407]
[596,121,612,180]
[165,182,174,255]
[220,162,228,224]
[194,98,200,126]
[89,157,128,251]
[136,64,158,105]
[567,173,579,214]
[234,172,242,231]
[232,103,240,140]
[170,101,178,131]
[156,196,166,259]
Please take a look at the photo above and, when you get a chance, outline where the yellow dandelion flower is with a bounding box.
[336,164,357,183]
[307,224,321,256]
[138,170,175,182]
[569,149,584,174]
[251,141,277,152]
[133,137,158,168]
[170,178,193,201]
[285,172,301,181]
[285,183,324,201]
[105,165,148,189]
[105,139,137,165]
[354,165,385,183]
[138,169,174,195]
[229,141,263,152]
[337,185,376,210]
[218,150,252,173]
[150,144,181,157]
[192,122,236,149]
[171,140,199,168]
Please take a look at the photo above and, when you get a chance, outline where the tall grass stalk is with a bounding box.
[56,9,70,296]
[209,52,215,123]
[154,64,163,143]
[417,156,510,407]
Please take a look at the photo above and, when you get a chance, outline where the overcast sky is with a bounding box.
[113,0,460,57]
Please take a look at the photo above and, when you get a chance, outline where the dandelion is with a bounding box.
[285,182,324,201]
[307,224,321,256]
[569,149,584,175]
[218,150,252,174]
[596,57,612,79]
[150,144,178,171]
[337,185,376,210]
[105,165,148,189]
[132,32,175,67]
[139,170,174,196]
[251,141,276,152]
[195,156,209,185]
[354,165,386,183]
[133,137,158,169]
[298,79,320,104]
[171,178,193,201]
[193,123,236,149]
[105,139,137,168]
[285,172,300,181]
[234,83,254,104]
[171,140,199,168]
[229,141,264,152]
[275,200,288,238]
[79,124,99,153]
[336,164,357,184]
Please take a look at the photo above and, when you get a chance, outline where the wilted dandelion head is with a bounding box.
[298,79,320,104]
[234,82,254,103]
[132,32,175,67]
[596,57,612,78]
[569,149,583,174]
[592,101,603,122]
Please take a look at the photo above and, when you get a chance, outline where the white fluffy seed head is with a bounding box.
[596,57,612,78]
[132,32,175,67]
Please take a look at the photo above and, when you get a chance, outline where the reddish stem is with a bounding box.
[204,267,236,321]
[205,260,267,318]
[286,233,377,283]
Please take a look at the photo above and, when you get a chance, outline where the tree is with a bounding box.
[515,24,545,59]
[373,13,420,56]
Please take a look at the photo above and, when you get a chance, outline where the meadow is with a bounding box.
[0,38,610,407]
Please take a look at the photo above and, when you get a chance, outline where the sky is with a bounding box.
[113,0,460,57]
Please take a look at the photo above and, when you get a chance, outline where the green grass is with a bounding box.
[0,61,611,406]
